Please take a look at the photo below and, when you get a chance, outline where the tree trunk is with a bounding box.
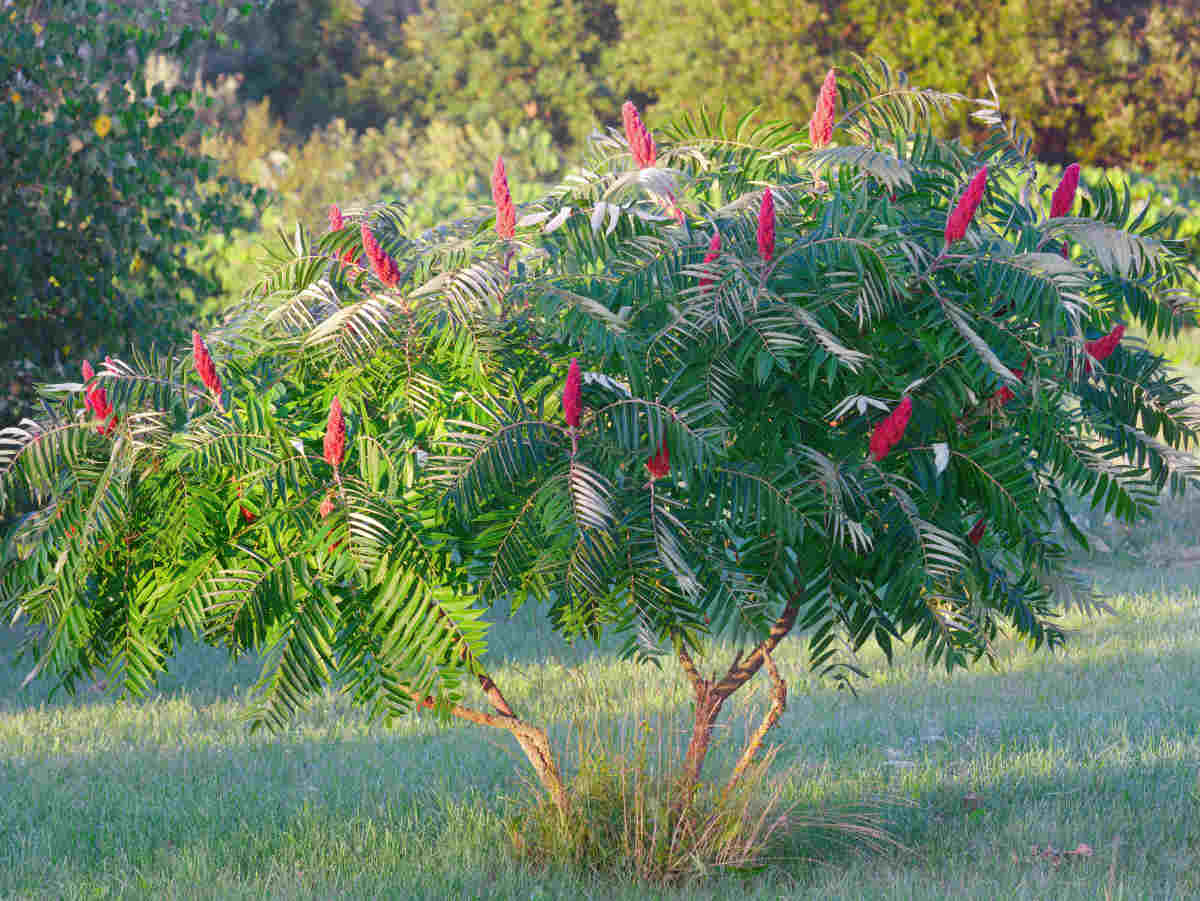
[673,602,800,811]
[424,673,571,821]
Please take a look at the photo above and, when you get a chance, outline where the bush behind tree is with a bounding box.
[0,0,269,421]
[2,61,1198,876]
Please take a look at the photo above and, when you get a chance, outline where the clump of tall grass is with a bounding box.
[504,706,899,885]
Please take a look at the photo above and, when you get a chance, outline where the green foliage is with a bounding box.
[221,0,411,136]
[349,0,614,147]
[1,64,1198,780]
[0,0,268,420]
[193,103,566,312]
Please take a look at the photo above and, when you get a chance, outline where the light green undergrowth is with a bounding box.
[2,564,1198,899]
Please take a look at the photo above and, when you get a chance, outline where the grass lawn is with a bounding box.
[2,560,1199,900]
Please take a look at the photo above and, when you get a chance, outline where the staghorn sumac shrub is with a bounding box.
[1,61,1197,852]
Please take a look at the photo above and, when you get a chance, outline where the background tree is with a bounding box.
[1,62,1197,832]
[0,0,268,421]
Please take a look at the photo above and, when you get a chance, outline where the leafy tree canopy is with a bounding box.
[2,60,1197,816]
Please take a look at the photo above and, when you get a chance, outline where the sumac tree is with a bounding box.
[2,61,1198,822]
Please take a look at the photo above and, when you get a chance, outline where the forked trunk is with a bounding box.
[673,602,800,811]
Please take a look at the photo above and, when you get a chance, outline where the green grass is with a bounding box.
[2,564,1199,899]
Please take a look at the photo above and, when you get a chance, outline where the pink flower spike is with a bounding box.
[492,155,516,240]
[622,100,656,169]
[869,396,913,462]
[324,397,346,468]
[1051,163,1080,218]
[563,359,582,428]
[944,167,988,246]
[645,439,670,481]
[700,230,721,289]
[809,68,837,149]
[360,224,400,288]
[319,493,336,519]
[81,361,97,415]
[192,331,222,398]
[328,204,344,232]
[757,189,776,264]
[968,518,987,546]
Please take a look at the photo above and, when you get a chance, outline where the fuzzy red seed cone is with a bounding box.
[192,331,222,398]
[809,68,837,149]
[492,155,516,240]
[323,397,346,467]
[1085,324,1125,371]
[870,396,912,462]
[360,224,400,288]
[645,439,670,481]
[563,358,582,428]
[319,494,336,519]
[944,167,988,246]
[622,100,656,169]
[757,189,775,264]
[699,231,721,288]
[1051,163,1080,218]
[968,518,987,546]
[81,361,97,415]
[239,504,257,524]
[328,204,344,232]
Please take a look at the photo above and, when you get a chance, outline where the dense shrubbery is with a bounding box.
[0,0,267,421]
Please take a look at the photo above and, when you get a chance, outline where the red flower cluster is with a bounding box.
[968,517,987,546]
[944,168,988,246]
[645,439,670,481]
[324,397,346,467]
[1084,324,1125,373]
[757,189,775,264]
[699,231,721,289]
[809,68,837,149]
[1050,163,1080,218]
[1051,163,1080,257]
[993,366,1024,405]
[81,360,117,435]
[361,224,400,288]
[869,396,913,462]
[240,505,257,524]
[492,155,516,240]
[622,101,656,169]
[319,493,336,519]
[192,332,222,399]
[328,204,344,232]
[563,359,582,428]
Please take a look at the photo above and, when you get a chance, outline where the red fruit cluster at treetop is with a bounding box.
[944,168,988,246]
[645,439,670,481]
[324,397,346,467]
[81,360,117,435]
[757,189,775,264]
[869,396,912,462]
[622,101,656,169]
[361,224,400,288]
[1050,164,1080,218]
[1084,324,1125,372]
[563,359,582,428]
[993,366,1024,405]
[699,231,721,289]
[492,155,516,240]
[192,332,222,399]
[328,204,344,232]
[809,68,837,149]
[968,518,987,546]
